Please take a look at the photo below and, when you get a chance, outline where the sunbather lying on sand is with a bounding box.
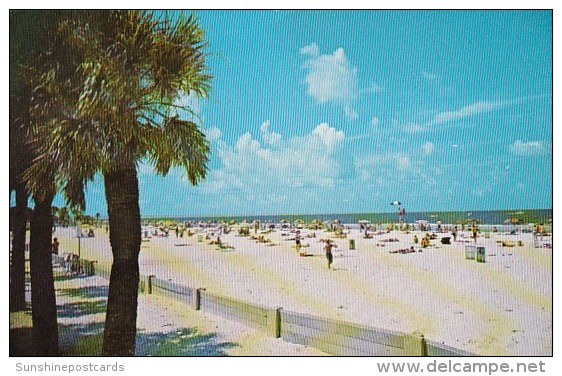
[379,238,399,242]
[389,246,418,254]
[217,243,235,250]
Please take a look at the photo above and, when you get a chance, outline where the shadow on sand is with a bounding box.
[136,327,238,356]
[10,273,240,356]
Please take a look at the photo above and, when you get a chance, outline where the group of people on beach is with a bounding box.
[294,230,337,269]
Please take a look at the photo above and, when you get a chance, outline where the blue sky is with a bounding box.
[50,10,552,217]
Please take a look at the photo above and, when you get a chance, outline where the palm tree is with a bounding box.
[25,10,211,355]
[9,110,31,312]
[9,11,35,312]
[29,185,59,356]
[10,10,64,355]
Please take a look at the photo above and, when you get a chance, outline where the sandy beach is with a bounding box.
[55,224,552,356]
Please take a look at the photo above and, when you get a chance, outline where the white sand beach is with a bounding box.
[55,224,552,356]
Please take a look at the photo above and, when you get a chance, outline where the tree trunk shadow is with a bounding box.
[135,327,238,356]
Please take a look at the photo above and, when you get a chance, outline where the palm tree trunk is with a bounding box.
[102,161,141,356]
[10,184,28,311]
[29,189,59,356]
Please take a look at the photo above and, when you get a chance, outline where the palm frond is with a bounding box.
[145,117,209,184]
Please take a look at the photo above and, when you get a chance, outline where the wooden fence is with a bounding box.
[61,255,477,356]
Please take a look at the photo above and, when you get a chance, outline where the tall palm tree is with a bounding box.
[25,10,211,355]
[9,96,31,312]
[9,10,35,312]
[28,185,59,356]
[10,10,63,355]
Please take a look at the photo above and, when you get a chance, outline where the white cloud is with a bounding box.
[204,127,222,142]
[301,44,359,118]
[396,95,554,135]
[311,122,345,148]
[234,132,261,153]
[433,101,504,124]
[199,121,347,197]
[371,117,380,128]
[394,99,517,134]
[300,42,320,57]
[259,120,282,145]
[510,140,546,156]
[422,141,434,155]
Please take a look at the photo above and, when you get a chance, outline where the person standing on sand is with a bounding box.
[324,239,337,269]
[295,230,302,254]
[452,226,457,242]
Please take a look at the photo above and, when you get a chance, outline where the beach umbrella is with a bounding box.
[390,201,401,206]
[280,219,289,223]
[358,220,370,224]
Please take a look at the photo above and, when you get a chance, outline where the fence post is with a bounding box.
[146,275,155,295]
[403,332,427,356]
[139,275,148,294]
[194,288,205,310]
[267,307,282,338]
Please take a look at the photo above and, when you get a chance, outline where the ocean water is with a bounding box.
[149,209,552,226]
